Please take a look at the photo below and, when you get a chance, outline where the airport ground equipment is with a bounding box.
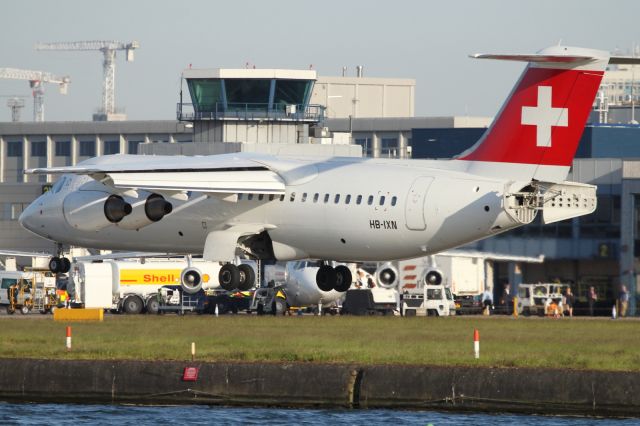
[0,270,57,314]
[341,288,399,316]
[517,283,569,316]
[0,68,70,121]
[73,259,222,314]
[250,286,287,315]
[35,40,138,120]
[156,285,207,315]
[401,283,456,317]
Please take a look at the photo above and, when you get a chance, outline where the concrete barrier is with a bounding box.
[0,359,638,417]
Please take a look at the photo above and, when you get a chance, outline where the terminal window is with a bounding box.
[55,141,70,157]
[273,80,312,107]
[7,141,22,157]
[225,79,271,107]
[128,140,142,154]
[103,140,120,155]
[31,141,46,157]
[188,79,223,112]
[79,141,95,157]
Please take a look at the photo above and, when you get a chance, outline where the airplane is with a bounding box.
[19,45,638,295]
[265,260,349,313]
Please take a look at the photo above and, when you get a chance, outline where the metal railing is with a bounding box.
[177,102,325,122]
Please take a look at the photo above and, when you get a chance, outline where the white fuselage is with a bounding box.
[20,155,526,262]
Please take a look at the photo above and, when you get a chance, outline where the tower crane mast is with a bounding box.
[0,68,70,122]
[35,40,139,121]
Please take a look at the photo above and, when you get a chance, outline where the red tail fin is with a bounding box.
[458,46,608,182]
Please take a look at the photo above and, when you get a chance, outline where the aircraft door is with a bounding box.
[404,176,434,231]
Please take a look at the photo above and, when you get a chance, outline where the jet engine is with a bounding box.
[422,268,443,286]
[180,267,203,294]
[374,262,399,289]
[117,193,173,230]
[63,191,132,231]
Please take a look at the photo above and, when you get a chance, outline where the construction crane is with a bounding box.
[7,97,25,122]
[0,68,70,122]
[35,40,139,121]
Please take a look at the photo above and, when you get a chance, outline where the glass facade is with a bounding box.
[79,141,95,157]
[55,141,70,157]
[7,141,22,157]
[103,140,120,155]
[185,77,316,119]
[31,141,46,157]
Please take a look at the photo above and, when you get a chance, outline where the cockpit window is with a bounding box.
[51,177,66,194]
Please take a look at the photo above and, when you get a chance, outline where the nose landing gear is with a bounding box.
[49,256,71,274]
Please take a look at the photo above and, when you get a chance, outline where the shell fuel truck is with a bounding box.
[72,259,221,314]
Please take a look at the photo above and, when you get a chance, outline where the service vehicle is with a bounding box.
[341,287,399,316]
[73,259,226,313]
[517,283,569,316]
[0,270,57,314]
[402,284,455,317]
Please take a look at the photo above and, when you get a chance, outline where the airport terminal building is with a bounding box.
[1,67,639,315]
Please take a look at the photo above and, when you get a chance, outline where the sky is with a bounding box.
[1,0,639,123]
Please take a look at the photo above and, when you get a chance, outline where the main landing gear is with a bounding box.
[316,264,352,293]
[219,263,255,292]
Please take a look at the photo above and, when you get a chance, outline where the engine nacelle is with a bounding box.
[180,267,203,294]
[117,193,173,230]
[375,262,399,289]
[63,191,132,231]
[422,268,443,286]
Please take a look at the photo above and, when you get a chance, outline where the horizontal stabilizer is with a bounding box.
[470,53,594,63]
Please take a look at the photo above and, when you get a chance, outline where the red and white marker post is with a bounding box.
[66,326,72,351]
[473,329,480,359]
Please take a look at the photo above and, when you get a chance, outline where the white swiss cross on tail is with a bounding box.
[521,86,568,147]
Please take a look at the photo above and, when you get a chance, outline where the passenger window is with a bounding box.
[379,196,385,206]
[279,195,285,202]
[356,195,362,205]
[290,192,296,202]
[367,195,374,205]
[334,194,340,204]
[258,194,264,201]
[238,194,243,200]
[313,193,319,203]
[391,196,397,206]
[268,195,274,201]
[248,194,254,201]
[324,194,329,203]
[345,195,351,204]
[302,193,307,202]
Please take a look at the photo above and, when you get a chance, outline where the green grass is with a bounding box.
[1,315,639,371]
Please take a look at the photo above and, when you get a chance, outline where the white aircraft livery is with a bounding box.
[19,46,637,294]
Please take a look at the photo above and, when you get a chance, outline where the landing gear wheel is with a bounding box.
[237,264,255,291]
[49,257,62,273]
[316,265,336,292]
[122,295,143,314]
[219,264,240,291]
[61,258,71,273]
[275,298,287,316]
[334,265,352,292]
[20,306,30,315]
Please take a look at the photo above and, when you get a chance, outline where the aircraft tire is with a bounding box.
[61,258,71,273]
[49,257,62,273]
[275,298,287,316]
[334,265,352,292]
[316,265,336,292]
[237,264,255,291]
[122,295,143,314]
[219,264,240,291]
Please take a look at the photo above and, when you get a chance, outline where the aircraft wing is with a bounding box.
[25,154,286,195]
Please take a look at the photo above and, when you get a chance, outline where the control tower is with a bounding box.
[177,68,325,145]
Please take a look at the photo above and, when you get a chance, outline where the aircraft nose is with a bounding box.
[19,201,39,232]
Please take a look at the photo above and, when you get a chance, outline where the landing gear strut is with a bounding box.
[316,264,352,292]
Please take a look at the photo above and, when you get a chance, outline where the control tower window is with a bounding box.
[225,79,271,109]
[188,79,223,112]
[273,80,312,108]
